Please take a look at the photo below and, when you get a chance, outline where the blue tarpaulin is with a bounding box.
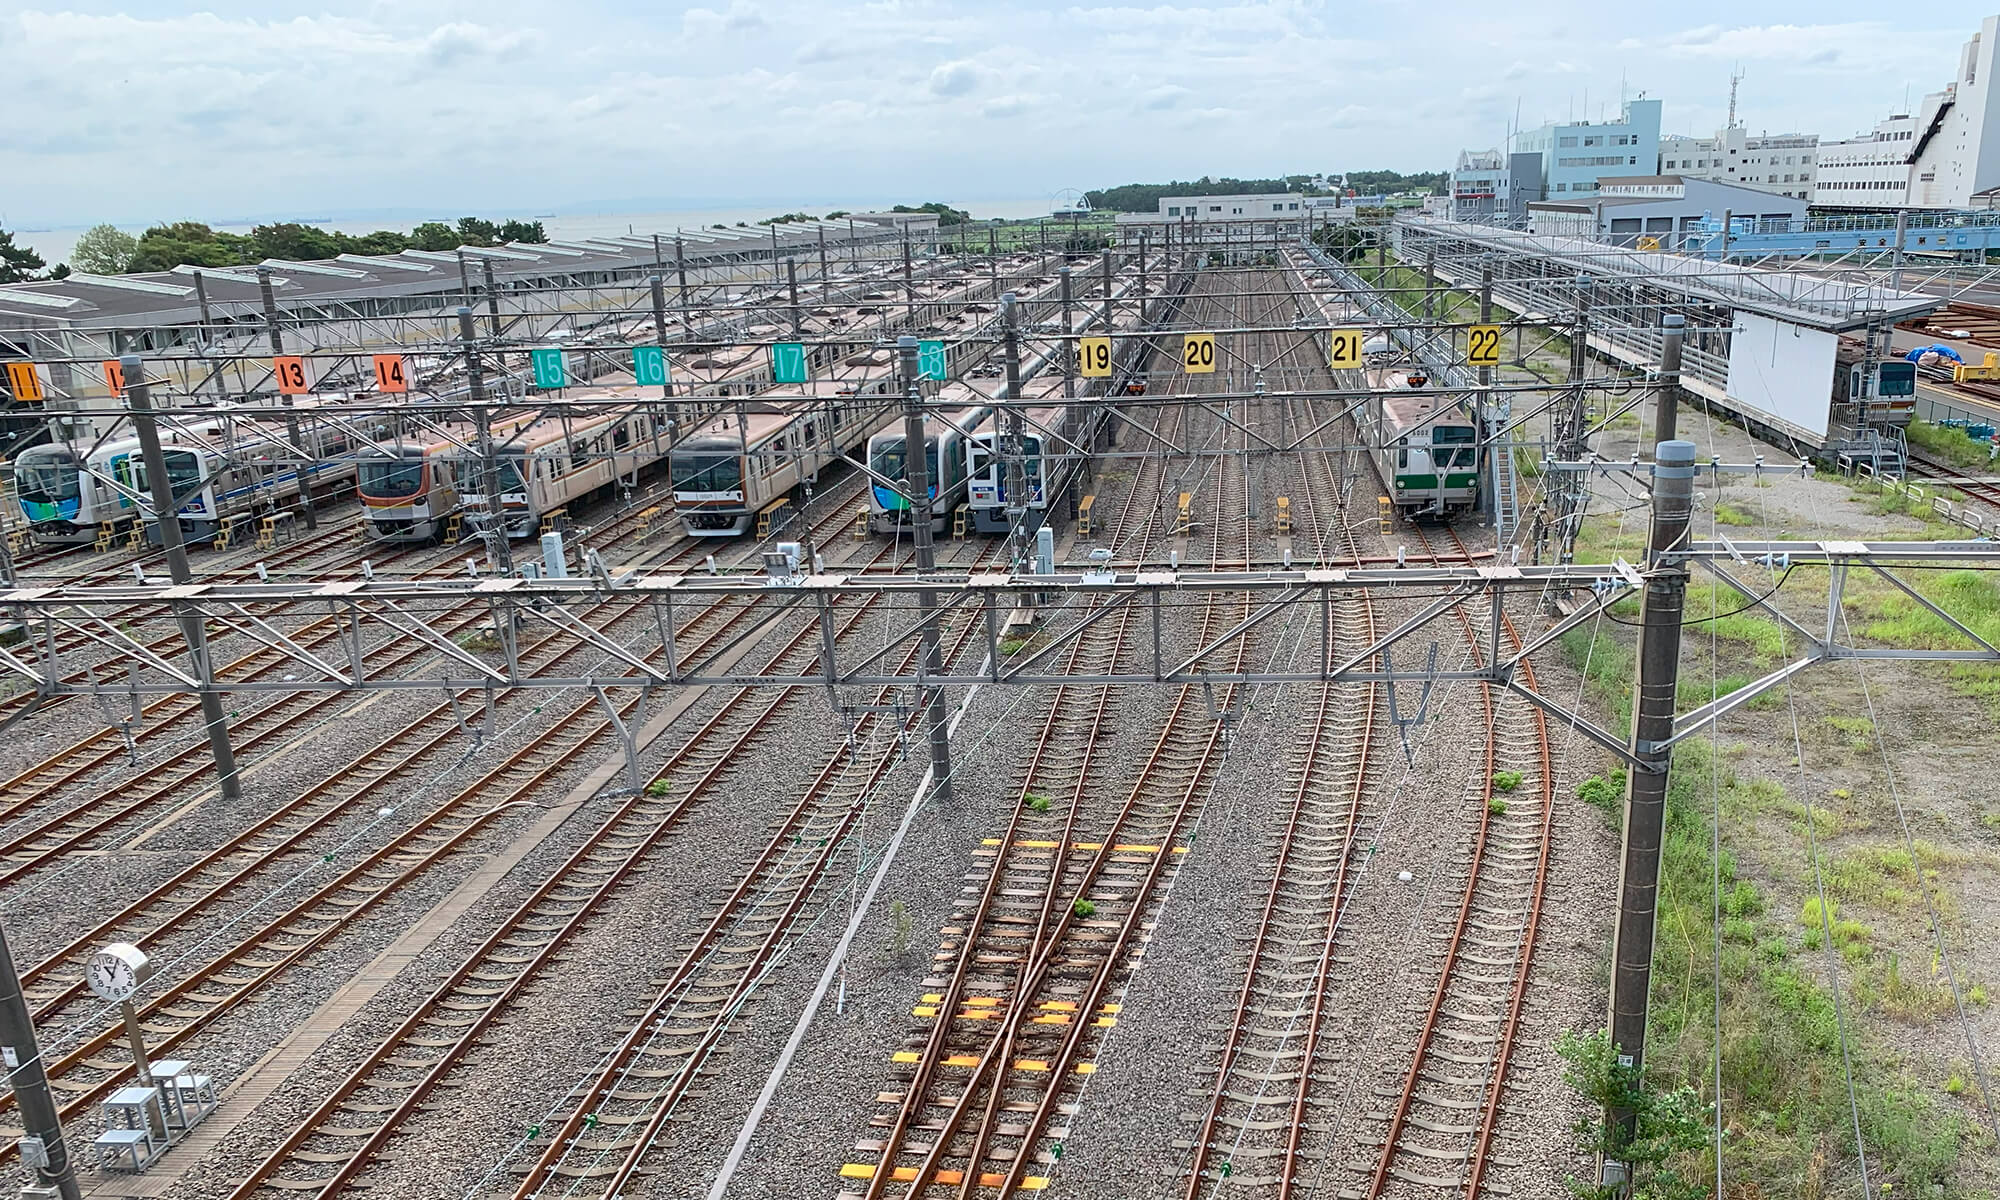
[1906,344,1966,363]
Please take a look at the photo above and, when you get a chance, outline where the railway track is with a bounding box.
[1337,526,1553,1198]
[1181,266,1385,1198]
[1903,447,2000,509]
[839,269,1260,1198]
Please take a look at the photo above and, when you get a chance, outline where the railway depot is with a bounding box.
[0,199,1994,1200]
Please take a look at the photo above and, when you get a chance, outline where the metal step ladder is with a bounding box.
[1492,423,1519,545]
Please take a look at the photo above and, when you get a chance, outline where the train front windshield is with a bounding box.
[871,437,938,496]
[15,448,79,503]
[1432,427,1476,470]
[358,453,425,499]
[130,450,205,501]
[671,454,742,493]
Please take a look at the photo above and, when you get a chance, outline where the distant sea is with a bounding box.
[10,198,1054,270]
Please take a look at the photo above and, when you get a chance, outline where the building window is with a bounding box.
[1167,206,1181,216]
[1210,206,1221,212]
[1559,136,1577,147]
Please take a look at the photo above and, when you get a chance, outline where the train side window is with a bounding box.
[613,424,631,450]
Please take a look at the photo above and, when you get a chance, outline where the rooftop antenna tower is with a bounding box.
[1727,66,1744,129]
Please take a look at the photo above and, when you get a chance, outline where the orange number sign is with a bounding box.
[273,356,310,395]
[101,360,126,396]
[373,354,409,393]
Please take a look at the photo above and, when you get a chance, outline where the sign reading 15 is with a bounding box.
[1182,333,1216,374]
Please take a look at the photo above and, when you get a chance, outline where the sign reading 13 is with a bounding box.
[1182,332,1216,374]
[1327,328,1364,369]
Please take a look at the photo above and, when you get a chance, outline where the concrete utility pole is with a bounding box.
[1651,313,1686,448]
[817,225,829,293]
[1058,268,1076,401]
[257,267,316,530]
[456,251,474,308]
[0,923,80,1200]
[1000,293,1030,570]
[460,308,511,574]
[1718,209,1732,263]
[896,337,952,801]
[988,226,999,297]
[124,354,242,803]
[191,270,222,402]
[1604,438,1696,1176]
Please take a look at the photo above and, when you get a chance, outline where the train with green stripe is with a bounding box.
[1362,370,1481,519]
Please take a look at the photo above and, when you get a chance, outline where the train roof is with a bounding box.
[1377,391,1471,435]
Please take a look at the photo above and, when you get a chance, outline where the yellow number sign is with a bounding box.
[1078,336,1111,378]
[3,362,43,402]
[1466,325,1502,367]
[1182,332,1216,374]
[1328,328,1364,369]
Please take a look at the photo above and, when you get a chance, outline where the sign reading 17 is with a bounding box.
[1182,333,1216,374]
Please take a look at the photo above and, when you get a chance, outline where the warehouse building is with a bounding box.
[1525,175,1805,247]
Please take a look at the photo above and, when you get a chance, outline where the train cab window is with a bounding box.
[359,455,424,499]
[15,449,80,503]
[672,454,742,492]
[1433,427,1476,469]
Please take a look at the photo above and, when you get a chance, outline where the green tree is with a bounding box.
[348,230,412,256]
[757,212,817,225]
[825,210,850,219]
[410,222,458,251]
[1556,1029,1711,1200]
[455,217,499,247]
[68,224,140,274]
[251,222,342,262]
[128,222,254,271]
[891,201,970,226]
[0,228,48,283]
[497,218,546,244]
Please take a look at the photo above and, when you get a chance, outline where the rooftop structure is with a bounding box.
[1660,128,1818,201]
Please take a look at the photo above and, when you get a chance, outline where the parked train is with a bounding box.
[360,388,670,542]
[14,401,368,546]
[1361,370,1481,518]
[669,381,897,536]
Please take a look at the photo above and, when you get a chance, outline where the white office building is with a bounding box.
[1659,128,1818,201]
[1813,14,2000,209]
[1513,99,1663,198]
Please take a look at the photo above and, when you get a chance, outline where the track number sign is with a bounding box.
[1183,332,1216,374]
[1466,325,1502,367]
[1079,336,1111,378]
[631,346,670,387]
[1327,328,1364,369]
[101,360,126,396]
[3,362,42,402]
[373,354,409,393]
[273,356,310,395]
[530,348,568,389]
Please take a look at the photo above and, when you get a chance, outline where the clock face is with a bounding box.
[86,946,146,1002]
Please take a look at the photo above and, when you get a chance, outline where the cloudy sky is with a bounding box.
[1,1,1993,227]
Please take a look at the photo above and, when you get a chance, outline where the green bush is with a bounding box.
[1024,792,1050,812]
[1487,797,1508,816]
[1492,770,1523,793]
[1071,898,1096,918]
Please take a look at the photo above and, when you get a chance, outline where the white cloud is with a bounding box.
[0,2,1984,227]
[927,59,984,97]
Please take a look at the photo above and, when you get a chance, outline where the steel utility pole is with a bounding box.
[1651,313,1686,447]
[460,308,512,574]
[902,230,917,332]
[675,238,693,333]
[787,258,803,338]
[896,336,952,802]
[999,293,1030,570]
[0,923,80,1200]
[1100,249,1113,335]
[817,225,829,293]
[1604,438,1696,1180]
[125,354,242,803]
[481,258,503,340]
[1137,231,1149,323]
[648,276,675,399]
[1476,258,1495,520]
[257,266,316,530]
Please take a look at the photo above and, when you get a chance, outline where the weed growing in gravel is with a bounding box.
[1946,1073,1967,1095]
[1487,797,1508,816]
[1071,898,1096,918]
[644,779,670,797]
[1577,770,1626,822]
[457,629,503,654]
[1712,502,1755,526]
[1825,715,1876,751]
[1637,740,1983,1194]
[1491,770,1522,793]
[1023,792,1051,812]
[887,900,913,957]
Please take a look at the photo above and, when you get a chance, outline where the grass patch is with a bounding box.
[1906,419,1999,473]
[1511,445,1544,479]
[1635,738,1985,1195]
[1825,714,1876,751]
[1491,770,1522,793]
[1712,501,1755,527]
[1855,568,2000,714]
[456,629,503,654]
